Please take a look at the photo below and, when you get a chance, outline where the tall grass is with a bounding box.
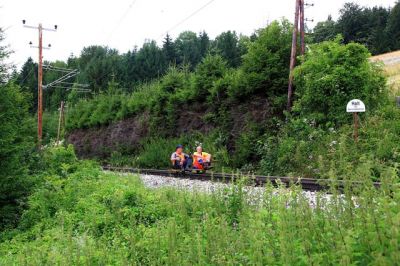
[372,51,400,95]
[387,65,400,95]
[0,146,399,265]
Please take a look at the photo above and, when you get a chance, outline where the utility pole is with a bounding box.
[38,24,43,146]
[287,0,306,112]
[299,0,305,55]
[23,20,57,146]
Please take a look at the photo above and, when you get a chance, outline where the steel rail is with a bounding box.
[102,166,382,192]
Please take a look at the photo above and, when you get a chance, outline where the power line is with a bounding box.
[3,25,14,32]
[92,0,217,88]
[43,64,76,73]
[43,69,79,89]
[100,0,139,88]
[159,0,217,38]
[18,67,35,85]
[55,81,88,87]
[106,0,139,42]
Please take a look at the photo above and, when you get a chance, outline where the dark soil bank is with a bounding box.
[67,96,275,158]
[67,116,149,159]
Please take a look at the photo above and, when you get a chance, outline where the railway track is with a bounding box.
[103,166,382,192]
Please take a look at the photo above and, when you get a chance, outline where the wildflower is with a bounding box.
[329,140,338,147]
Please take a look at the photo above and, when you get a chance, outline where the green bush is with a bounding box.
[42,111,61,143]
[42,144,79,177]
[193,54,227,99]
[66,82,161,130]
[293,38,387,127]
[239,20,292,98]
[160,66,189,94]
[134,137,179,169]
[231,124,263,170]
[216,69,245,102]
[258,105,400,178]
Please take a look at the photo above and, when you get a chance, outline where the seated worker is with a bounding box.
[170,144,191,170]
[192,146,212,170]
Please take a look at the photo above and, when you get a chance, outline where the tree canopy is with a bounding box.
[0,28,10,83]
[0,28,37,229]
[14,1,400,114]
[312,2,400,55]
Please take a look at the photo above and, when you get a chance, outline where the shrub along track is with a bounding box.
[102,166,381,192]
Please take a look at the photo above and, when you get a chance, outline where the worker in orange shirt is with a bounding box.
[193,146,212,170]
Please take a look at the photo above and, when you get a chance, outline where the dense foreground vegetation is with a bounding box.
[1,146,399,265]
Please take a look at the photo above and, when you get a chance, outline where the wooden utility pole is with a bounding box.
[287,0,306,112]
[38,24,43,145]
[56,101,65,144]
[299,0,305,55]
[23,20,57,146]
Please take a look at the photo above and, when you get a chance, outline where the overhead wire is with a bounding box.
[18,67,35,85]
[2,25,14,32]
[44,69,79,89]
[159,0,217,38]
[80,0,140,91]
[106,0,139,42]
[36,0,216,93]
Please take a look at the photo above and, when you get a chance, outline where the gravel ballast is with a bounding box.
[111,172,332,207]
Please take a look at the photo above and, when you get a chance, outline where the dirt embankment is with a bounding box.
[67,96,276,159]
[67,114,149,159]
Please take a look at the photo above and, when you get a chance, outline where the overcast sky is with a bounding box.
[0,0,396,69]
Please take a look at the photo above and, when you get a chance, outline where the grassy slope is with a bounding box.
[371,50,400,95]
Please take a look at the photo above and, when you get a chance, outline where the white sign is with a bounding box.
[346,99,366,113]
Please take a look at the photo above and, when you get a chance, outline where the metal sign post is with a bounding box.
[353,112,359,142]
[346,99,366,142]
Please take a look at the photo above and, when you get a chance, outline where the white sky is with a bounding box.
[0,0,395,69]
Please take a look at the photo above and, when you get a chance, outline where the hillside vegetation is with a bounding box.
[65,24,399,180]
